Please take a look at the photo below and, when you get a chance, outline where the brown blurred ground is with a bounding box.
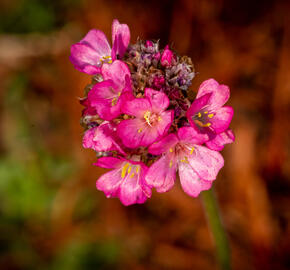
[0,0,289,269]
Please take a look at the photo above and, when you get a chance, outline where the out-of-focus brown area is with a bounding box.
[0,0,289,269]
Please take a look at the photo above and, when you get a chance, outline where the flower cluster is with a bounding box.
[70,19,234,206]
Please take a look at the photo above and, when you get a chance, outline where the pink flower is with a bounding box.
[83,122,125,154]
[117,88,174,148]
[161,45,174,67]
[145,127,224,197]
[95,157,151,206]
[87,60,132,120]
[70,19,130,74]
[186,79,234,135]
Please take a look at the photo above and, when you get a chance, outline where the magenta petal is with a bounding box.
[94,157,123,169]
[88,80,122,120]
[119,174,151,206]
[178,127,209,145]
[101,60,130,91]
[145,155,177,192]
[83,126,113,152]
[80,29,111,54]
[122,98,151,117]
[83,123,125,154]
[145,88,170,112]
[187,145,224,181]
[179,162,212,197]
[88,80,116,101]
[148,133,179,155]
[157,110,174,136]
[111,19,130,59]
[70,43,102,74]
[206,129,235,151]
[96,169,123,198]
[117,118,146,148]
[117,118,161,148]
[196,79,230,110]
[210,106,234,133]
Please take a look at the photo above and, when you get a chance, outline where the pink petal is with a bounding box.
[148,133,179,155]
[96,168,123,198]
[111,19,130,59]
[119,172,151,206]
[145,155,177,192]
[80,97,97,116]
[94,157,123,169]
[80,29,111,56]
[196,79,230,110]
[206,129,235,151]
[117,118,159,148]
[210,106,234,133]
[88,80,122,120]
[101,60,131,91]
[186,145,224,181]
[178,127,209,145]
[83,126,111,151]
[70,43,102,74]
[122,98,151,118]
[83,123,125,154]
[179,162,212,197]
[157,110,174,136]
[145,88,170,112]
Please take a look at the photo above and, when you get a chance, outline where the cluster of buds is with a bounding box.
[70,19,234,206]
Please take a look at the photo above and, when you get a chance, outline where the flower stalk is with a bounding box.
[202,187,231,270]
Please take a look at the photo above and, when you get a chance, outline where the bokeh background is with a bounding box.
[0,0,289,269]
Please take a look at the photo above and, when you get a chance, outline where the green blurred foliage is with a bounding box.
[0,0,81,33]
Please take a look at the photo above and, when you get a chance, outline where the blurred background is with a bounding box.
[0,0,289,269]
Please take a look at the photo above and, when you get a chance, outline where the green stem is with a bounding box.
[201,187,231,270]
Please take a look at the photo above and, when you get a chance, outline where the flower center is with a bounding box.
[121,163,140,179]
[193,110,214,128]
[143,111,161,127]
[100,55,112,64]
[111,92,121,106]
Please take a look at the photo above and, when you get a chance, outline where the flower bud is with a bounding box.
[161,45,174,67]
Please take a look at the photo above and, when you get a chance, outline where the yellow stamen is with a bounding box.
[190,147,195,154]
[197,112,202,118]
[127,166,132,174]
[144,111,151,125]
[169,161,173,168]
[130,173,135,178]
[208,113,214,118]
[158,116,162,121]
[135,166,140,173]
[100,56,112,64]
[204,111,208,114]
[121,163,129,178]
[138,128,143,133]
[194,119,211,128]
[180,156,189,163]
[169,148,173,153]
[111,97,118,106]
